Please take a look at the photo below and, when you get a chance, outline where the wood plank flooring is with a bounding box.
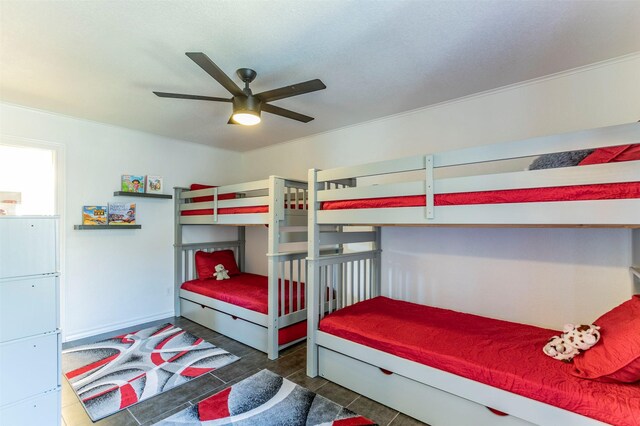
[61,316,427,426]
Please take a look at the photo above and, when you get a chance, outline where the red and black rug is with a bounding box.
[154,369,375,425]
[62,323,239,421]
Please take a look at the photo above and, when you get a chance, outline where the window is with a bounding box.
[0,144,56,215]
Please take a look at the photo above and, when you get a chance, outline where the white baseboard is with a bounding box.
[62,310,174,342]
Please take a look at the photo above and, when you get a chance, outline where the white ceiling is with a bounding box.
[1,1,639,152]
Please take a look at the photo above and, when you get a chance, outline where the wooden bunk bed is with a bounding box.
[174,176,308,359]
[306,122,640,425]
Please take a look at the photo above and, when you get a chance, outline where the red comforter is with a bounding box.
[181,183,269,216]
[181,273,306,345]
[322,182,640,210]
[323,144,640,211]
[319,296,640,426]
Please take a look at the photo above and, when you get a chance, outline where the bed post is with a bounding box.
[267,176,284,360]
[238,226,246,272]
[425,154,434,220]
[307,169,321,377]
[174,187,185,317]
[373,226,382,297]
[633,229,640,295]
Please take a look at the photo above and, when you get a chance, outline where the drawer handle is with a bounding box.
[231,315,238,320]
[200,304,205,309]
[379,368,393,376]
[487,407,508,417]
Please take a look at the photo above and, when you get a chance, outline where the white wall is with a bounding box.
[242,54,640,328]
[1,54,638,339]
[0,102,243,341]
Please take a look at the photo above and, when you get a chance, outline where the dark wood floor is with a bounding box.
[61,316,427,426]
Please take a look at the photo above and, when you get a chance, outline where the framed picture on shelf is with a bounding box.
[108,202,136,225]
[145,175,163,194]
[82,205,108,225]
[121,175,145,193]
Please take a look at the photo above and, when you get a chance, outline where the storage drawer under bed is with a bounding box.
[318,346,533,426]
[180,297,268,352]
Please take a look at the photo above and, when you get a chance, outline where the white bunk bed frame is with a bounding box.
[175,176,308,359]
[306,122,640,425]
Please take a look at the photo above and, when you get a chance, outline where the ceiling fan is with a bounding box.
[153,52,326,126]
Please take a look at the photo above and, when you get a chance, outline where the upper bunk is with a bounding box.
[309,122,640,227]
[176,176,308,226]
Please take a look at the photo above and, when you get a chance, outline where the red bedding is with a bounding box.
[319,296,640,426]
[181,206,269,216]
[182,184,307,216]
[182,183,269,216]
[181,273,306,345]
[322,182,640,210]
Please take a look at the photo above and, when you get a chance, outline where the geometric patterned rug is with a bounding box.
[62,323,239,421]
[153,369,375,425]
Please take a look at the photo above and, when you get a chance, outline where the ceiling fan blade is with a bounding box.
[185,52,244,97]
[255,79,326,103]
[262,103,314,123]
[153,91,232,102]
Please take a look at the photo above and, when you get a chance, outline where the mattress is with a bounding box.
[181,273,306,345]
[319,296,640,426]
[321,181,640,210]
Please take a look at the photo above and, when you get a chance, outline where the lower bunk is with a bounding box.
[175,238,308,359]
[180,272,307,352]
[309,296,640,426]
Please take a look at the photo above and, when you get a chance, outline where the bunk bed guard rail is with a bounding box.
[310,122,640,225]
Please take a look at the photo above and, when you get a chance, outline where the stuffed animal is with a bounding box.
[563,323,601,351]
[543,335,580,362]
[214,264,230,280]
[543,323,600,362]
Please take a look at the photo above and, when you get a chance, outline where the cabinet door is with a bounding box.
[0,333,59,406]
[0,276,58,343]
[0,218,57,279]
[0,389,60,426]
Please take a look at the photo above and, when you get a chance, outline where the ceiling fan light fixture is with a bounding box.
[232,95,262,126]
[232,111,261,126]
[154,53,325,124]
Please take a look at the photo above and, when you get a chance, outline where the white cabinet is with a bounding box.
[0,216,60,426]
[0,276,58,342]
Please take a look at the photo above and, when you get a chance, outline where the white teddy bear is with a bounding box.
[543,323,600,362]
[214,263,230,280]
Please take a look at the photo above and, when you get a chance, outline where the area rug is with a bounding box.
[62,323,240,421]
[154,369,375,425]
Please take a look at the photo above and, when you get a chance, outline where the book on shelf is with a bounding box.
[108,202,136,225]
[145,175,163,194]
[82,205,108,225]
[121,175,145,193]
